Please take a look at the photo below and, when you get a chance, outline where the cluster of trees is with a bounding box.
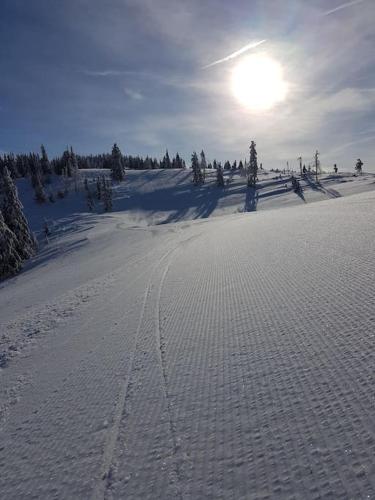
[0,166,37,280]
[63,149,186,171]
[0,145,83,203]
[191,144,258,187]
[84,176,113,212]
[0,146,186,184]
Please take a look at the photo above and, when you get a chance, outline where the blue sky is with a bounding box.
[1,0,374,170]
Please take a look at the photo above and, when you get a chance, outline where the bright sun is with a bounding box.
[231,54,288,111]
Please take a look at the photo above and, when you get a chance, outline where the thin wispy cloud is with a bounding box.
[81,69,145,77]
[124,88,143,100]
[322,0,365,16]
[329,133,375,154]
[203,40,267,69]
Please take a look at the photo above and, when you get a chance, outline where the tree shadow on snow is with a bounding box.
[244,187,258,212]
[120,181,233,224]
[304,174,341,199]
[24,238,89,273]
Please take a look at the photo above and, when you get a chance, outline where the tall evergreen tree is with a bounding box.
[111,143,125,181]
[216,165,224,187]
[191,152,203,185]
[62,148,73,177]
[200,150,207,176]
[175,153,183,169]
[40,145,52,176]
[200,150,207,166]
[163,150,172,169]
[0,210,23,280]
[70,147,80,191]
[1,166,37,260]
[29,155,47,203]
[247,141,258,187]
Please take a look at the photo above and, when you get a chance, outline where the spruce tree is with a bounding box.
[0,210,23,280]
[191,152,202,185]
[29,155,47,203]
[62,148,73,177]
[247,141,258,187]
[200,150,207,180]
[40,145,52,176]
[216,165,224,187]
[111,143,125,181]
[1,166,37,260]
[70,147,80,191]
[163,150,171,169]
[175,153,183,169]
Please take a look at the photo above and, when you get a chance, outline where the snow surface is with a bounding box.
[1,169,375,499]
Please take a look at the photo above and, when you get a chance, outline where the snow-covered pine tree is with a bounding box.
[216,165,224,187]
[111,143,125,181]
[29,155,47,203]
[3,154,18,178]
[1,166,37,260]
[175,153,183,169]
[40,145,52,177]
[70,147,80,191]
[200,150,207,180]
[0,209,23,280]
[162,150,171,169]
[191,152,202,185]
[62,148,73,177]
[247,141,258,187]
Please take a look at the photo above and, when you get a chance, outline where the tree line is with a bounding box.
[0,145,186,181]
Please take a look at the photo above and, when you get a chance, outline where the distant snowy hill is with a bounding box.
[1,169,375,499]
[16,168,375,234]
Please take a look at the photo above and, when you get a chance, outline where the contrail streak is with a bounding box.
[203,40,267,69]
[322,0,365,16]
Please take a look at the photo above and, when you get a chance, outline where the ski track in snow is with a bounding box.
[94,241,188,500]
[1,176,375,499]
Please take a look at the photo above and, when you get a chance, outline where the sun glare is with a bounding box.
[231,54,288,111]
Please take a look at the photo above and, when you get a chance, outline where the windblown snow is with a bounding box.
[1,169,375,499]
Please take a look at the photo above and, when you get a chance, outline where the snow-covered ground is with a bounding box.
[1,169,375,499]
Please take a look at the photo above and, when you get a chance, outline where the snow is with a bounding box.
[1,169,375,499]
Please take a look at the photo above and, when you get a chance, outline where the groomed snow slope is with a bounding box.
[0,171,375,499]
